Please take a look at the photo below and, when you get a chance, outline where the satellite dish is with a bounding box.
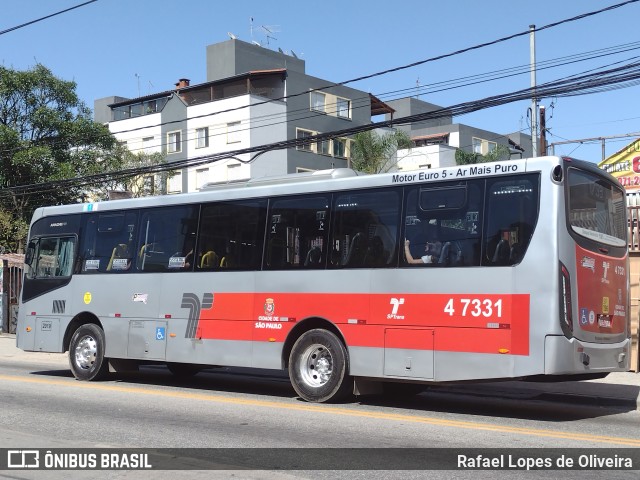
[228,32,237,39]
[278,47,284,53]
[252,40,261,46]
[290,50,298,58]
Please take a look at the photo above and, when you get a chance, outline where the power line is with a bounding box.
[2,1,639,195]
[3,3,638,159]
[6,38,639,160]
[5,58,640,199]
[77,1,640,140]
[0,0,98,36]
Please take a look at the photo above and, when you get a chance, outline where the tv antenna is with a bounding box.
[260,25,280,45]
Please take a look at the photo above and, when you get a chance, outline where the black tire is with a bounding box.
[166,362,202,378]
[68,324,109,381]
[288,329,351,403]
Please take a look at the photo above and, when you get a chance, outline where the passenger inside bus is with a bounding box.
[404,239,442,265]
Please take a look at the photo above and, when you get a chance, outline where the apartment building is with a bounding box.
[386,97,533,171]
[94,39,391,193]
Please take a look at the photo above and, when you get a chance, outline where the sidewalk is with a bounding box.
[1,333,639,410]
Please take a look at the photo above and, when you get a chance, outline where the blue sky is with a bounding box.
[2,0,639,163]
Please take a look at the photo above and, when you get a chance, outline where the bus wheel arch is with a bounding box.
[284,318,352,403]
[65,313,109,381]
[63,312,103,353]
[282,317,347,370]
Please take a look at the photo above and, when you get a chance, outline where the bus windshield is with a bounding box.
[567,167,627,247]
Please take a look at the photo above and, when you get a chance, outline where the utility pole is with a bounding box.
[539,105,547,156]
[530,25,538,157]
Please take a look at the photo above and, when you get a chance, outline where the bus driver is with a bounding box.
[404,239,442,265]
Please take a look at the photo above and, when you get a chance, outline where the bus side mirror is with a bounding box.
[24,241,36,266]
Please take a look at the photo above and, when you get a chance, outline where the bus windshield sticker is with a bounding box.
[85,259,100,270]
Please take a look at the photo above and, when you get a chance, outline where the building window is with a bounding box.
[317,138,331,155]
[196,127,209,149]
[336,97,351,119]
[227,163,242,181]
[472,137,498,155]
[333,138,347,158]
[196,168,209,190]
[142,137,154,154]
[168,131,181,153]
[297,129,314,152]
[167,171,182,193]
[310,91,326,113]
[472,137,482,154]
[227,121,241,144]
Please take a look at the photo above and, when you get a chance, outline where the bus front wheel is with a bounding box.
[69,324,109,381]
[288,329,351,403]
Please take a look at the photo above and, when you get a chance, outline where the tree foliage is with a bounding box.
[90,146,169,200]
[0,64,125,251]
[350,130,413,174]
[455,144,511,165]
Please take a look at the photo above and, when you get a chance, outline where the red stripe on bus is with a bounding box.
[195,293,530,355]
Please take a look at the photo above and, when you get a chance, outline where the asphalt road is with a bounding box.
[0,345,639,480]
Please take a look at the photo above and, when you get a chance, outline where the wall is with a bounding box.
[206,39,306,82]
[396,144,457,171]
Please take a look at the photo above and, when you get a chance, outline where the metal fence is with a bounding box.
[1,256,23,334]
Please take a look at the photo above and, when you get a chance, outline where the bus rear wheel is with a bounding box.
[69,324,109,381]
[288,329,351,403]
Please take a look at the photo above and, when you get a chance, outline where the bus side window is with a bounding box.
[30,237,75,278]
[137,206,198,272]
[265,195,330,270]
[198,200,267,271]
[331,189,400,269]
[483,175,539,266]
[404,181,483,267]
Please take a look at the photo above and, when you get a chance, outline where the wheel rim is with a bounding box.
[74,335,97,370]
[298,343,333,388]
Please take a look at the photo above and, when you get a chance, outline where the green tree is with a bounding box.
[350,130,413,174]
[455,144,511,165]
[91,146,169,200]
[0,64,124,252]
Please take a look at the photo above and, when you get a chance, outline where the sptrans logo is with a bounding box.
[388,298,405,320]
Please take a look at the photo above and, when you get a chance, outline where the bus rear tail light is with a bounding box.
[559,262,573,333]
